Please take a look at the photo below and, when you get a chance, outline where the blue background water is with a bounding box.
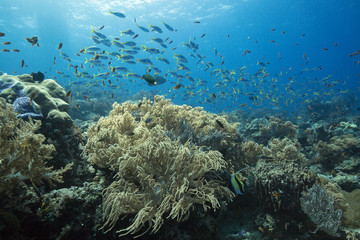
[1,0,359,114]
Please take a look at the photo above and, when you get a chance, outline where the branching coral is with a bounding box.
[0,97,72,195]
[84,96,235,237]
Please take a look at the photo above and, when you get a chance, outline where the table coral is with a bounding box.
[84,96,235,237]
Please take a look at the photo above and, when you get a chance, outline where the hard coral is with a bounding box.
[0,97,72,195]
[84,96,235,237]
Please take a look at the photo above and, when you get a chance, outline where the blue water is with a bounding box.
[1,0,359,114]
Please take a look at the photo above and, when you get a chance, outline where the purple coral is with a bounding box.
[13,97,42,119]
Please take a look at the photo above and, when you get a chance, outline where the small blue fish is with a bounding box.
[109,10,125,18]
[162,21,174,31]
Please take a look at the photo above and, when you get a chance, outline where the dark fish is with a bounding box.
[29,92,36,106]
[141,73,156,85]
[138,101,142,108]
[193,21,200,23]
[200,33,206,38]
[249,96,258,101]
[215,119,224,128]
[31,71,45,81]
[99,25,104,30]
[21,59,25,68]
[65,90,72,98]
[1,49,10,52]
[323,48,328,51]
[173,84,181,90]
[2,42,11,45]
[212,93,216,99]
[0,32,5,37]
[25,36,38,47]
[58,43,63,50]
[133,34,139,39]
[145,118,153,123]
[11,49,20,52]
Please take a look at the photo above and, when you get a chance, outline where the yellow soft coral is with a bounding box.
[0,97,72,195]
[84,96,235,237]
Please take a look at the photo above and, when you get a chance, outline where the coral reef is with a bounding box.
[300,184,342,237]
[0,74,84,169]
[314,134,360,169]
[262,137,307,162]
[0,97,72,195]
[244,116,298,144]
[254,158,317,213]
[0,74,70,124]
[84,96,235,236]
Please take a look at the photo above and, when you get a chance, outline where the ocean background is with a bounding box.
[1,1,360,239]
[1,0,359,115]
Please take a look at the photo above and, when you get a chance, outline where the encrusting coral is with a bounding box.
[0,97,72,195]
[84,96,235,237]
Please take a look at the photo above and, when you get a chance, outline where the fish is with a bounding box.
[149,24,163,33]
[120,29,135,36]
[133,34,139,39]
[21,59,25,68]
[58,43,63,50]
[137,58,153,65]
[350,49,360,57]
[215,119,224,128]
[21,137,34,150]
[29,92,36,105]
[323,48,328,51]
[11,49,20,52]
[99,25,104,30]
[156,56,170,64]
[152,38,163,44]
[136,23,150,32]
[91,26,107,39]
[142,45,160,54]
[1,42,11,45]
[122,41,136,47]
[230,168,249,195]
[1,49,10,52]
[108,10,125,18]
[141,73,157,84]
[31,71,45,81]
[25,36,39,47]
[173,84,181,90]
[0,32,5,37]
[200,33,206,38]
[65,90,72,98]
[145,118,153,123]
[193,21,200,23]
[249,96,258,101]
[162,21,174,31]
